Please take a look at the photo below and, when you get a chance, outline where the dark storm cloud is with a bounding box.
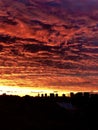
[23,44,52,53]
[45,1,60,7]
[0,16,18,25]
[30,20,52,30]
[11,49,21,56]
[0,45,3,52]
[23,42,64,54]
[0,34,17,43]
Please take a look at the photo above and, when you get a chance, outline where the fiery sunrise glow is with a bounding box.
[0,85,72,97]
[0,0,98,96]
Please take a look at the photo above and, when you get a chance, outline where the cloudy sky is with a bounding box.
[0,0,98,95]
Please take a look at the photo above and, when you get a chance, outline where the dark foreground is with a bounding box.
[0,93,98,130]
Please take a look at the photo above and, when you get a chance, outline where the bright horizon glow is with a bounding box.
[0,85,58,97]
[0,85,96,97]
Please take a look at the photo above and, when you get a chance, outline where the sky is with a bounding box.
[0,0,98,96]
